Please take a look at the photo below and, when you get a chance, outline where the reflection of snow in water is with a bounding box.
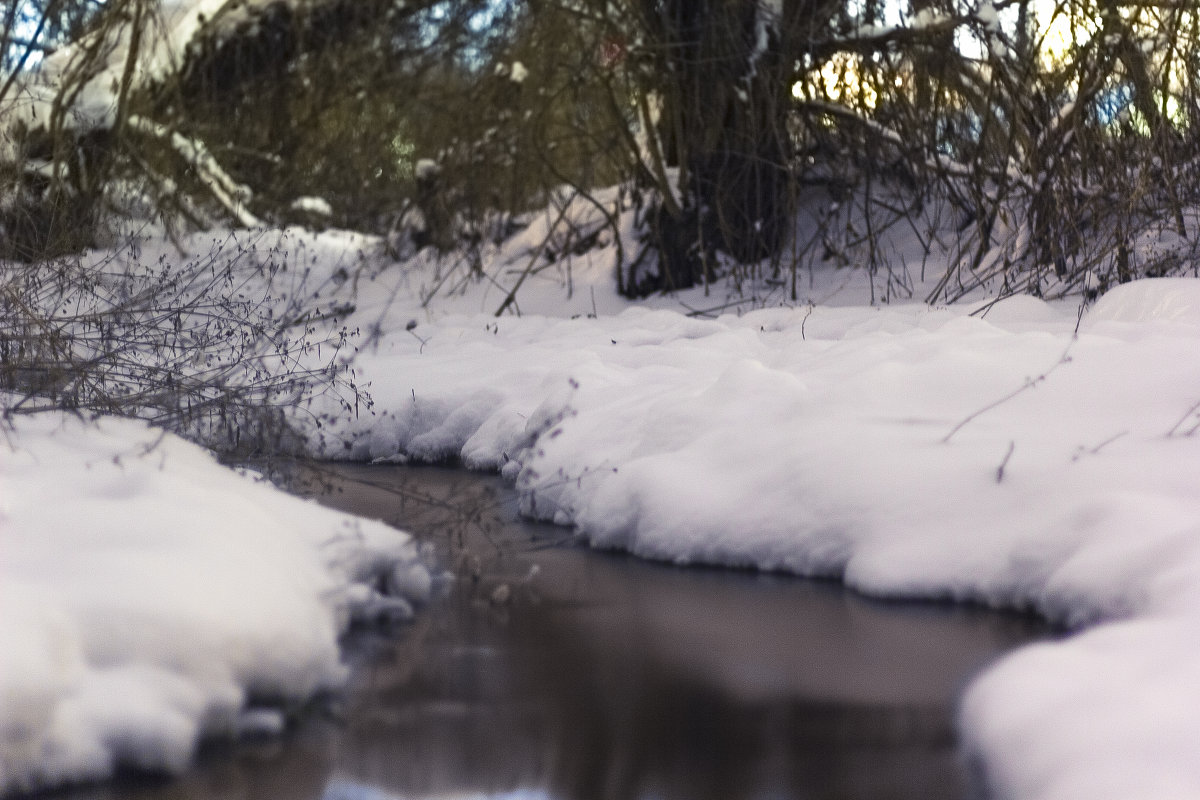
[322,780,548,800]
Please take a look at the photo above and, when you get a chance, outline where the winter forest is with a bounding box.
[6,0,1200,798]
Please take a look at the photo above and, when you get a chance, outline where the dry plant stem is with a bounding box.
[942,340,1075,444]
[995,440,1015,483]
[679,298,751,318]
[1072,430,1128,460]
[636,90,682,219]
[494,197,574,317]
[1166,399,1200,438]
[1,236,369,455]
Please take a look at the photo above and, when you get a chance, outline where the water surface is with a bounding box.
[64,463,1052,800]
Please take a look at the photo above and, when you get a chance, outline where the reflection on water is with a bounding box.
[324,782,546,800]
[325,783,548,800]
[54,463,1052,800]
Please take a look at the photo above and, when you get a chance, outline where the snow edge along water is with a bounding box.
[0,412,433,797]
[314,275,1200,800]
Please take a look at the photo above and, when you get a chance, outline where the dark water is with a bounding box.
[68,463,1051,800]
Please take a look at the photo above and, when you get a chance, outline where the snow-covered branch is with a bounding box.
[127,115,260,227]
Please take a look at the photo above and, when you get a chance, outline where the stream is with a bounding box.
[65,463,1053,800]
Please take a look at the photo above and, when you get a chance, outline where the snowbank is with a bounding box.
[0,413,430,796]
[11,208,1200,799]
[312,272,1200,800]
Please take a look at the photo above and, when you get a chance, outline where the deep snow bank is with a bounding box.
[321,277,1200,800]
[0,413,430,796]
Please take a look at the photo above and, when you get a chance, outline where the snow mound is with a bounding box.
[1087,277,1200,325]
[0,413,430,796]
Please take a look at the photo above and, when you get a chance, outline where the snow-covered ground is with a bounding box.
[7,198,1200,799]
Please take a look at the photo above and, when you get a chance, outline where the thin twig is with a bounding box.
[1072,430,1128,460]
[995,440,1015,483]
[1166,399,1200,438]
[943,340,1075,444]
[494,198,574,317]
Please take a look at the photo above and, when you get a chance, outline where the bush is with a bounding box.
[0,231,370,457]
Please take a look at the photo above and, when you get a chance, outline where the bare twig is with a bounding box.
[943,340,1075,444]
[995,440,1015,483]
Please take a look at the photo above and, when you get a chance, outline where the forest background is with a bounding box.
[5,0,1200,446]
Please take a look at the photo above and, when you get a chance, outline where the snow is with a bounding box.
[492,61,528,83]
[9,186,1200,799]
[414,159,440,181]
[911,7,951,30]
[291,196,334,217]
[7,0,1200,793]
[976,0,1001,29]
[0,413,431,796]
[291,237,1200,800]
[9,0,234,133]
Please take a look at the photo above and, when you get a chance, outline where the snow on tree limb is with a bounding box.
[126,115,260,227]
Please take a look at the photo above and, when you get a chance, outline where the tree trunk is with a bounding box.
[635,0,821,294]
